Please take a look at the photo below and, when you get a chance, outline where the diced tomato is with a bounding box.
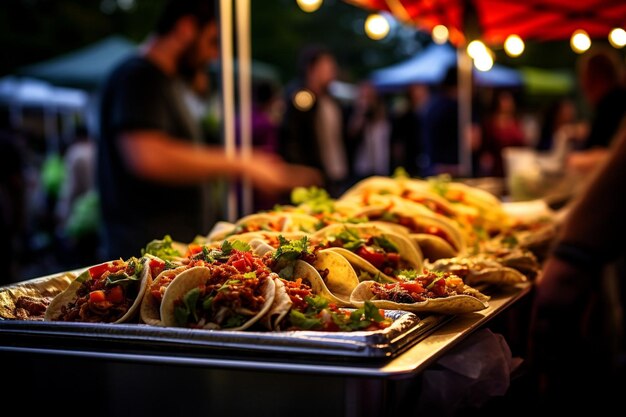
[89,261,126,280]
[431,279,447,296]
[356,246,385,269]
[186,244,203,257]
[89,290,106,303]
[400,282,425,294]
[231,258,248,272]
[149,258,165,276]
[106,286,124,304]
[386,252,400,264]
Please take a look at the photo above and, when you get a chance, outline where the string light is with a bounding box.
[571,29,591,53]
[467,40,487,59]
[609,28,626,48]
[432,25,449,44]
[504,34,524,57]
[474,52,494,71]
[364,14,390,40]
[296,0,322,13]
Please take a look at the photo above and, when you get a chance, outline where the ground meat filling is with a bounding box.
[14,296,51,320]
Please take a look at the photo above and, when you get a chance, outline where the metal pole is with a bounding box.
[236,0,253,215]
[219,0,238,221]
[457,47,473,177]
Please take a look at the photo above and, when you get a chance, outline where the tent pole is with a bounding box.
[236,0,253,216]
[219,0,238,222]
[457,47,473,177]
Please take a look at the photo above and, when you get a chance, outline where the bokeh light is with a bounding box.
[293,90,315,111]
[296,0,323,13]
[432,25,449,45]
[474,53,494,71]
[504,34,524,57]
[609,28,626,48]
[467,40,487,59]
[571,30,591,53]
[364,14,390,40]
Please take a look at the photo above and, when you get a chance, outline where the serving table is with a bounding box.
[0,271,530,417]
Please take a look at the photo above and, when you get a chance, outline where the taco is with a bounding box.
[410,234,458,261]
[160,263,276,330]
[350,270,489,315]
[262,276,392,332]
[45,256,163,323]
[140,264,191,325]
[140,240,255,325]
[312,223,423,283]
[427,256,528,286]
[257,236,360,307]
[357,204,466,254]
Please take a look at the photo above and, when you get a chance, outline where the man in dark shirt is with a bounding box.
[568,47,626,173]
[98,0,320,259]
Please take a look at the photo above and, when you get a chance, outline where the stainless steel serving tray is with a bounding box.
[0,270,450,360]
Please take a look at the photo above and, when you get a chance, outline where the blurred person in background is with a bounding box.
[55,125,99,267]
[279,45,348,197]
[0,120,26,284]
[530,127,626,413]
[346,81,391,180]
[536,97,581,152]
[567,46,626,174]
[422,66,481,177]
[390,83,429,177]
[56,125,95,229]
[479,90,527,177]
[97,0,320,260]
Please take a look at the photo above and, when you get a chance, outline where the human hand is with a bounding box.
[243,153,322,195]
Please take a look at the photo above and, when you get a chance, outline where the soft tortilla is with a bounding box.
[140,265,190,326]
[160,266,276,330]
[45,258,152,323]
[350,280,489,315]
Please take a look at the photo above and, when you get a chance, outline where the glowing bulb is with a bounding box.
[293,89,315,111]
[504,34,524,57]
[467,40,487,59]
[296,0,322,13]
[571,30,591,53]
[364,14,390,40]
[609,28,626,48]
[474,53,494,71]
[432,25,449,45]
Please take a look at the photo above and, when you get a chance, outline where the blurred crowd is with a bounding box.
[1,2,625,285]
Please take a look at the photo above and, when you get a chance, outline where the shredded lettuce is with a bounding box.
[174,287,201,325]
[142,235,182,260]
[291,186,335,214]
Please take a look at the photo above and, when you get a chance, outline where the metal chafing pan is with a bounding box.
[0,270,450,360]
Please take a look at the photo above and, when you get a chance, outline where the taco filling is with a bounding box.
[284,286,392,332]
[320,228,411,275]
[170,250,274,329]
[369,270,479,304]
[54,257,163,323]
[366,212,458,251]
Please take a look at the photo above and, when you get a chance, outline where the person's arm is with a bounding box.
[118,130,322,193]
[118,130,244,184]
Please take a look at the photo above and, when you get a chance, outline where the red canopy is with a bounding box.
[345,0,626,45]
